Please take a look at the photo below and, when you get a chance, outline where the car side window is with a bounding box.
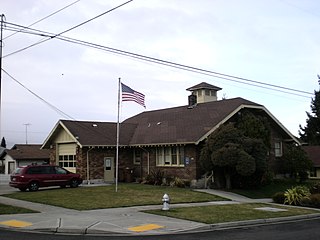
[43,166,55,174]
[55,167,67,174]
[27,167,43,174]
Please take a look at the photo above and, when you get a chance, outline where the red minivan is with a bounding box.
[9,164,83,191]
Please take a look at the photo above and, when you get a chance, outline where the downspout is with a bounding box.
[86,147,94,185]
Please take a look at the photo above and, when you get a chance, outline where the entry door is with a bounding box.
[8,162,15,174]
[104,157,114,182]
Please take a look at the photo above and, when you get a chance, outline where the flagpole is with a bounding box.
[115,77,121,192]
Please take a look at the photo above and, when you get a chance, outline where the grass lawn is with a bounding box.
[0,203,38,215]
[145,203,319,224]
[230,179,318,199]
[3,183,226,210]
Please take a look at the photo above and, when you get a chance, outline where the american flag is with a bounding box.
[121,83,146,108]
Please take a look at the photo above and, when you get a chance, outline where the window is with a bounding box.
[275,141,282,157]
[27,167,43,174]
[55,167,67,174]
[156,146,185,166]
[59,154,76,168]
[205,89,210,96]
[134,150,142,165]
[197,90,202,96]
[27,166,54,174]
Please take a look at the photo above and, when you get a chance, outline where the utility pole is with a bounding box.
[23,123,31,144]
[0,15,5,140]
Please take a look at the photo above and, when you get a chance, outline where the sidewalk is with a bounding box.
[0,185,319,236]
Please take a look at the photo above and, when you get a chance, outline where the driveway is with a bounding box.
[0,185,19,195]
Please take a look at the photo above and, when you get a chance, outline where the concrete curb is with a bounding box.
[190,213,320,233]
[3,213,318,236]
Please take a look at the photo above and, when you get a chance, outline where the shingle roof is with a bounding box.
[302,146,320,167]
[60,120,137,146]
[44,97,298,148]
[123,97,261,145]
[8,144,50,160]
[186,82,222,91]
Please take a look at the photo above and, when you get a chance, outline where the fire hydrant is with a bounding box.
[162,193,170,211]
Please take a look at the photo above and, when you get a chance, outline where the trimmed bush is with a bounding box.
[272,192,285,204]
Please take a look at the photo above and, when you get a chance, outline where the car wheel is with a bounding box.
[19,188,27,192]
[70,179,79,188]
[29,182,39,191]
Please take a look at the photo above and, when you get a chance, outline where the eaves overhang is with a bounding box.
[41,120,82,149]
[195,104,301,145]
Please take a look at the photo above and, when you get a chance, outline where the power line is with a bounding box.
[2,68,121,143]
[3,0,81,40]
[2,68,75,119]
[3,21,313,98]
[3,0,133,58]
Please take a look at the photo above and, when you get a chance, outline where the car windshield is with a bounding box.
[12,168,23,174]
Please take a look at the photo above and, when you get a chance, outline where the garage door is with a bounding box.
[58,143,77,173]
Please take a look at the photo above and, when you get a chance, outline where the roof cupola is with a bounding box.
[186,82,222,105]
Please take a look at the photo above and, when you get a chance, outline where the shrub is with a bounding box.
[309,194,320,208]
[272,192,285,204]
[300,196,312,207]
[170,177,185,188]
[144,169,165,185]
[298,171,309,183]
[284,185,310,206]
[310,182,320,194]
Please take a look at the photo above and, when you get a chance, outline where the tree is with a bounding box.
[200,123,267,189]
[236,110,271,148]
[299,76,320,145]
[280,144,313,182]
[0,137,6,148]
[235,138,268,188]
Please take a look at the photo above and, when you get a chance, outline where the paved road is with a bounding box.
[1,218,320,240]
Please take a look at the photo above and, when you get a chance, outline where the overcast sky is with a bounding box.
[1,0,319,147]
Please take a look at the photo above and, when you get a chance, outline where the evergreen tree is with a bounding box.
[0,137,6,148]
[200,123,267,189]
[281,143,313,182]
[236,110,271,148]
[299,76,320,145]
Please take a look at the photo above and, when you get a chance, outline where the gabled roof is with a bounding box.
[123,97,299,146]
[8,144,50,160]
[42,120,137,148]
[42,97,300,148]
[302,146,320,167]
[60,120,137,147]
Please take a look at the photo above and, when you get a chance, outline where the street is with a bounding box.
[1,218,320,240]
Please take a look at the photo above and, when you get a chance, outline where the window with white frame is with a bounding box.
[274,141,282,157]
[156,146,185,166]
[58,154,76,168]
[133,149,142,165]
